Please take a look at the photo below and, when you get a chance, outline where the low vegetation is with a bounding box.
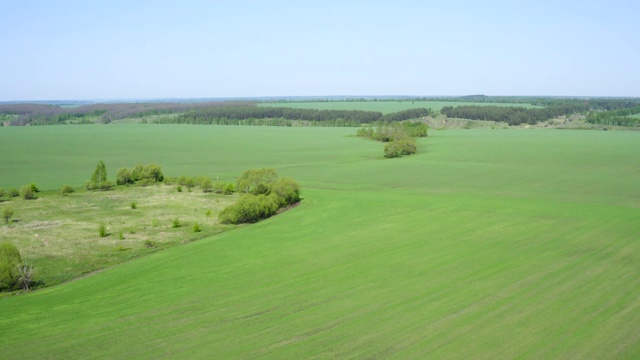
[219,168,301,224]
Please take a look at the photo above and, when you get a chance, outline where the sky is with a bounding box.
[1,0,639,100]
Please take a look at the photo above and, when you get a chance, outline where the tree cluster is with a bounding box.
[117,164,164,186]
[0,242,32,291]
[86,161,114,190]
[357,122,426,158]
[586,106,640,126]
[219,169,301,224]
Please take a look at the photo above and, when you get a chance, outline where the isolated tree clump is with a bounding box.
[120,164,164,185]
[219,168,301,224]
[20,184,36,200]
[357,122,424,158]
[0,242,21,291]
[60,185,74,196]
[2,206,14,224]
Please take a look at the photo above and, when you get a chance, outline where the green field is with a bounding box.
[259,100,541,114]
[1,125,639,358]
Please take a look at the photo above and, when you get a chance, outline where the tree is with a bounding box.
[87,161,113,190]
[16,261,34,290]
[8,188,19,197]
[0,242,21,291]
[270,178,301,206]
[2,206,13,224]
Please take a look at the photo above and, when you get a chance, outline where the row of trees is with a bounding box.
[219,168,301,224]
[586,106,640,126]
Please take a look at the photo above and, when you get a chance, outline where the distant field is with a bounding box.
[1,125,640,358]
[259,100,541,114]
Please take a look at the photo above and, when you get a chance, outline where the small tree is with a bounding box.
[20,185,35,200]
[193,223,201,232]
[0,242,21,291]
[16,261,34,291]
[200,177,213,193]
[2,206,13,224]
[8,188,19,198]
[88,160,113,190]
[0,188,5,199]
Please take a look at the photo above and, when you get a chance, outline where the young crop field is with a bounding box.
[259,100,541,114]
[1,125,639,358]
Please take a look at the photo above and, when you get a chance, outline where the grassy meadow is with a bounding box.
[1,125,640,358]
[259,100,541,114]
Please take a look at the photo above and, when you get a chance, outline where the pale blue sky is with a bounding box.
[1,0,638,100]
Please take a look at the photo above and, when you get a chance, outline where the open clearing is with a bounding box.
[1,125,639,358]
[259,100,541,113]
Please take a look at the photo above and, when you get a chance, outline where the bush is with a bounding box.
[60,185,74,196]
[116,167,133,185]
[2,207,13,224]
[20,185,35,200]
[177,186,183,192]
[130,201,137,209]
[219,194,279,224]
[223,183,235,195]
[8,188,19,198]
[98,222,107,237]
[200,177,213,193]
[384,136,417,158]
[143,240,156,248]
[30,183,39,193]
[270,178,301,206]
[236,168,278,194]
[0,188,4,199]
[0,242,21,291]
[193,223,201,232]
[172,218,181,228]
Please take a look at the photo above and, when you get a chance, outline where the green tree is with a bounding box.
[2,206,14,224]
[8,188,19,197]
[88,160,112,190]
[0,242,21,291]
[270,178,301,206]
[0,187,5,199]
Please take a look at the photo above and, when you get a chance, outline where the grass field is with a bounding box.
[1,125,639,358]
[259,100,541,114]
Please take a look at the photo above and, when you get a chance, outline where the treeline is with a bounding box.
[0,102,250,126]
[1,103,430,127]
[586,106,640,126]
[441,102,594,125]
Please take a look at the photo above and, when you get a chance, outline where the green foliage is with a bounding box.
[8,188,19,197]
[223,183,235,195]
[200,177,213,193]
[60,185,75,196]
[20,184,36,200]
[118,231,124,240]
[0,187,4,199]
[131,164,144,182]
[98,222,107,237]
[88,160,110,190]
[220,169,301,224]
[0,242,21,291]
[143,240,155,248]
[116,167,133,185]
[172,218,181,228]
[176,186,183,192]
[384,136,417,158]
[236,168,278,194]
[193,223,201,233]
[130,201,137,209]
[219,194,279,224]
[2,206,13,224]
[205,209,212,218]
[30,183,39,193]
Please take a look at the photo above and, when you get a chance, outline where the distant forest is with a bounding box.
[1,97,639,127]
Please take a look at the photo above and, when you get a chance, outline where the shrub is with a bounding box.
[384,135,417,158]
[172,218,181,228]
[205,209,212,218]
[98,222,107,237]
[8,188,19,198]
[193,223,201,232]
[0,188,4,199]
[177,186,183,192]
[0,242,21,291]
[236,168,278,194]
[270,178,301,206]
[30,183,39,193]
[223,183,235,195]
[2,207,13,224]
[141,164,164,182]
[219,194,279,224]
[16,261,34,291]
[213,181,225,194]
[200,177,213,193]
[20,185,35,200]
[131,164,144,182]
[143,240,156,248]
[60,185,74,196]
[118,231,124,240]
[130,201,137,209]
[116,167,133,185]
